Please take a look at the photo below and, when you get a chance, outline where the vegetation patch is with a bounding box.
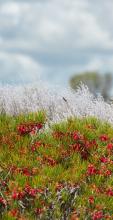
[0,112,113,219]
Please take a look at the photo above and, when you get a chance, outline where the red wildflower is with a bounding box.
[100,156,108,163]
[71,143,81,151]
[1,180,7,187]
[36,123,43,130]
[0,197,7,207]
[105,170,112,176]
[87,164,97,175]
[29,188,37,197]
[12,191,19,200]
[24,185,31,193]
[107,143,113,150]
[73,131,80,141]
[24,185,38,197]
[106,188,113,196]
[88,196,94,205]
[92,211,103,220]
[17,125,26,135]
[31,145,36,152]
[99,135,108,142]
[12,191,24,200]
[18,191,25,200]
[22,168,31,176]
[35,208,44,215]
[81,151,89,160]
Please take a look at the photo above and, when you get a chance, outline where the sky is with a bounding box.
[0,0,113,87]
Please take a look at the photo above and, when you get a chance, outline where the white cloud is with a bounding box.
[0,52,43,84]
[0,0,113,85]
[1,0,113,51]
[1,2,20,15]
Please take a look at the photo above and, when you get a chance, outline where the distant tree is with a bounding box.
[69,71,113,101]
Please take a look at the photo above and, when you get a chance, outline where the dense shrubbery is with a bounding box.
[0,112,113,219]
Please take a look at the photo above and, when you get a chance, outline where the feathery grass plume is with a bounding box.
[0,83,113,125]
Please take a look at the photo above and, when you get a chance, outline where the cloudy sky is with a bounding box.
[0,0,113,87]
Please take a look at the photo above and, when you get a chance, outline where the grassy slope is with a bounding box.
[0,112,113,219]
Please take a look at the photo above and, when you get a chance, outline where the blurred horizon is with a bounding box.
[0,0,113,87]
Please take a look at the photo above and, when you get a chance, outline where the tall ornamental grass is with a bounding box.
[0,83,113,124]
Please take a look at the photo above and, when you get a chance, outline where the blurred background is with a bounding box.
[0,0,113,100]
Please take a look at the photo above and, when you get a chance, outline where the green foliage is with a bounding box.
[0,113,113,219]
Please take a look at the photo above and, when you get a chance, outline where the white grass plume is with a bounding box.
[0,82,113,125]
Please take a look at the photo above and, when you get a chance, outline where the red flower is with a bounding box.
[105,170,112,176]
[36,123,43,130]
[73,131,80,141]
[107,143,113,150]
[35,208,44,215]
[18,191,25,200]
[24,185,38,197]
[22,168,31,176]
[106,188,113,196]
[99,134,109,142]
[12,191,25,200]
[24,185,31,193]
[12,191,19,200]
[17,125,26,135]
[100,156,108,163]
[31,145,36,152]
[89,196,94,204]
[92,211,103,220]
[1,180,7,187]
[81,151,89,160]
[71,143,81,151]
[0,197,7,207]
[87,164,97,175]
[29,188,37,197]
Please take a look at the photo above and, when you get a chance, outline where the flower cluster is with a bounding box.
[17,122,43,135]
